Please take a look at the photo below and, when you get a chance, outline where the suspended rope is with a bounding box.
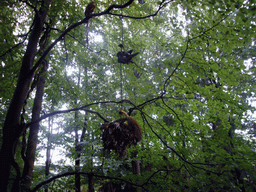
[121,15,124,51]
[120,0,124,50]
[119,0,124,107]
[120,61,123,104]
[117,0,140,108]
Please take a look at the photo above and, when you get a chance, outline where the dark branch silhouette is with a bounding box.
[26,99,138,127]
[29,0,171,77]
[31,171,145,192]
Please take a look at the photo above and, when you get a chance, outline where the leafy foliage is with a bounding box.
[1,0,256,191]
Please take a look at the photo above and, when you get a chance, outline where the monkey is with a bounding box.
[85,2,96,47]
[116,109,142,144]
[101,110,142,157]
[85,1,96,17]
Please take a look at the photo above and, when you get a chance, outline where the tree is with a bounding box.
[0,1,51,191]
[0,0,256,191]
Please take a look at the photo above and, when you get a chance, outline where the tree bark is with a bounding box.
[75,111,88,192]
[22,76,46,189]
[45,116,52,192]
[75,110,81,192]
[74,68,82,192]
[132,159,141,176]
[0,2,50,190]
[88,173,95,192]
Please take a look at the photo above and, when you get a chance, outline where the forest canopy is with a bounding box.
[0,0,256,191]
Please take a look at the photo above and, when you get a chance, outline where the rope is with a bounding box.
[120,0,124,107]
[120,63,123,103]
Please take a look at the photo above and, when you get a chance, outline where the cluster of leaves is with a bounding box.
[1,0,256,191]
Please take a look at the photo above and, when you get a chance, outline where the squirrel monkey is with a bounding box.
[85,2,96,47]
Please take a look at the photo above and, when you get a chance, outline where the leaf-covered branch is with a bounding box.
[141,112,219,174]
[109,0,174,19]
[30,0,172,76]
[29,0,135,76]
[26,99,138,127]
[31,171,146,192]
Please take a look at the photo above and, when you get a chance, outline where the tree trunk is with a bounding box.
[45,117,52,192]
[88,173,95,192]
[131,151,140,192]
[75,110,81,192]
[132,160,141,176]
[74,67,82,192]
[0,2,49,190]
[75,157,81,192]
[75,112,88,192]
[22,76,46,189]
[132,151,141,176]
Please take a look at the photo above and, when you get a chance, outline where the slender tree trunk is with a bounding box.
[22,76,46,189]
[131,151,140,192]
[229,119,246,192]
[75,111,81,192]
[45,116,52,192]
[74,67,82,192]
[132,160,141,175]
[75,156,81,192]
[75,115,87,192]
[0,2,50,190]
[131,151,141,176]
[88,173,94,192]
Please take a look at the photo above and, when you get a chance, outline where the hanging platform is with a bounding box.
[117,50,139,64]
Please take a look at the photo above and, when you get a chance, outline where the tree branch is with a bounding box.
[29,0,173,76]
[31,171,145,192]
[28,0,135,76]
[108,0,173,20]
[162,36,190,96]
[26,99,137,127]
[141,111,219,174]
